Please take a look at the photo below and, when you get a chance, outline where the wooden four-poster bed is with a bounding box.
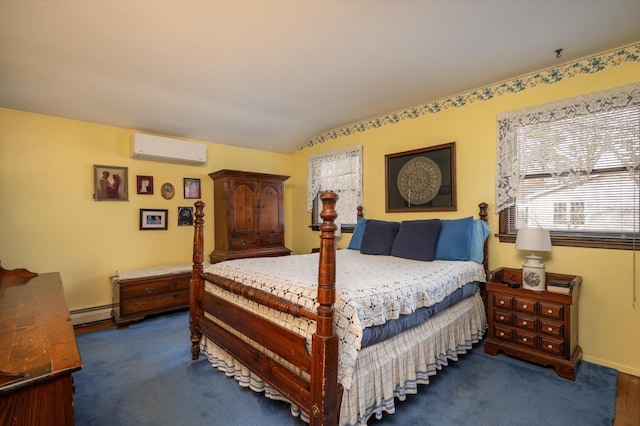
[189,191,489,425]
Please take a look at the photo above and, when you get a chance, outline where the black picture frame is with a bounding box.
[385,142,456,212]
[177,206,194,226]
[139,209,168,230]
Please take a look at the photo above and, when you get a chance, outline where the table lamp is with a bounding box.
[515,228,552,292]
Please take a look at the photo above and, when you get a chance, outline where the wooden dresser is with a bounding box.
[484,267,581,380]
[209,169,291,263]
[111,271,191,327]
[0,266,82,425]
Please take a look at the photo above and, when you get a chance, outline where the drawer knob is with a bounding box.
[499,332,505,337]
[522,321,528,326]
[499,300,505,305]
[135,301,146,307]
[547,326,553,332]
[547,344,553,349]
[241,240,248,246]
[499,315,505,321]
[145,287,155,293]
[523,304,528,309]
[548,309,553,314]
[522,337,528,342]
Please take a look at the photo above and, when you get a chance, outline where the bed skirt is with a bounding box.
[200,291,487,426]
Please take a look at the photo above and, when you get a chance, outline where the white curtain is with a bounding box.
[496,82,640,213]
[306,145,363,225]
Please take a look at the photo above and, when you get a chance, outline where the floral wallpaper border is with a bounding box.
[301,42,640,151]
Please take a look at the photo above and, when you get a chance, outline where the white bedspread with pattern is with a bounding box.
[203,249,485,389]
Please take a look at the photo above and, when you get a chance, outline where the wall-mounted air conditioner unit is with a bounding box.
[130,133,207,165]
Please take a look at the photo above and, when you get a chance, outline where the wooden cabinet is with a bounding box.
[484,267,582,380]
[209,169,291,263]
[111,272,191,327]
[0,268,82,425]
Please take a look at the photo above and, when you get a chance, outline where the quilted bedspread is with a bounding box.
[203,249,485,389]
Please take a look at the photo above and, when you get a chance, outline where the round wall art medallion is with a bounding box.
[397,156,442,205]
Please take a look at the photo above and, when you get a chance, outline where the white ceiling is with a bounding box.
[1,1,639,154]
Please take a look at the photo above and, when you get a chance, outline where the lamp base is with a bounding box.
[522,261,546,292]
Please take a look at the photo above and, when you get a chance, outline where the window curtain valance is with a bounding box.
[496,82,640,214]
[306,145,363,224]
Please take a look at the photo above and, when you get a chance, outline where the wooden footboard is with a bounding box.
[190,191,343,425]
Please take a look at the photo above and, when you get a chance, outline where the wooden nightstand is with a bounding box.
[484,267,582,380]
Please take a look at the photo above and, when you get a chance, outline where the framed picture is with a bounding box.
[136,175,154,195]
[178,206,194,226]
[139,209,168,230]
[184,178,201,199]
[161,182,175,200]
[93,165,128,201]
[385,142,456,212]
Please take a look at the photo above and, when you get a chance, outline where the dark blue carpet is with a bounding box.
[74,310,617,426]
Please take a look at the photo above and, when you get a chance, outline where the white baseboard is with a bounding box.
[70,305,113,326]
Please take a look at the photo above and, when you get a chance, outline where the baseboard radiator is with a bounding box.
[70,304,113,326]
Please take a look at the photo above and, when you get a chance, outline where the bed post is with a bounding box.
[311,190,342,426]
[478,202,489,276]
[190,200,205,360]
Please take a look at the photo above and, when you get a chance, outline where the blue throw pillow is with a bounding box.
[469,219,490,263]
[391,219,442,261]
[435,216,474,261]
[347,217,367,250]
[360,220,400,255]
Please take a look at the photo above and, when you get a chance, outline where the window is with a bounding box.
[496,83,639,250]
[307,145,362,231]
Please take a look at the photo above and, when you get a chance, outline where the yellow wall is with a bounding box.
[291,57,640,376]
[0,109,293,310]
[1,44,638,377]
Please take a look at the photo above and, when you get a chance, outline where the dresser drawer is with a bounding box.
[539,336,564,356]
[122,280,173,298]
[514,296,537,314]
[514,330,537,349]
[539,301,564,320]
[259,234,284,247]
[493,310,512,325]
[514,313,537,331]
[493,325,513,342]
[539,318,564,338]
[230,237,259,249]
[175,275,191,290]
[122,291,189,315]
[493,293,513,309]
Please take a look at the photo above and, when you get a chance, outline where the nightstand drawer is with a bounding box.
[493,325,513,341]
[514,330,537,349]
[539,318,564,338]
[539,301,564,319]
[493,293,513,309]
[493,310,512,325]
[514,296,537,314]
[514,314,537,331]
[540,336,564,356]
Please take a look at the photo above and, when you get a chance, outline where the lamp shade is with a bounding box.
[515,228,552,252]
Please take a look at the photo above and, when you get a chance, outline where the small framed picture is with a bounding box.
[136,175,154,195]
[184,178,201,199]
[178,206,194,226]
[94,165,128,201]
[139,209,168,230]
[161,182,175,200]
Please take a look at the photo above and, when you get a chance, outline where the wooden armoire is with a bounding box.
[209,169,291,263]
